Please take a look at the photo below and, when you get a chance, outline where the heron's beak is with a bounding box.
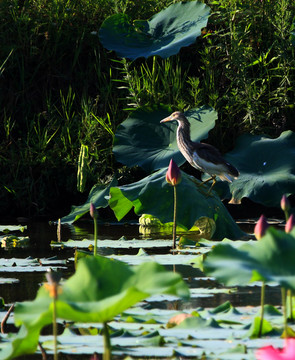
[160,115,172,123]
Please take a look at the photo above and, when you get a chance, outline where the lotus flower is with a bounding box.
[281,195,291,213]
[285,214,295,233]
[256,338,295,360]
[166,159,181,186]
[254,215,269,240]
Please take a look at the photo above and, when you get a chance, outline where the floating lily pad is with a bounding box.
[99,1,210,60]
[51,238,173,250]
[113,105,217,172]
[0,257,67,273]
[0,225,26,234]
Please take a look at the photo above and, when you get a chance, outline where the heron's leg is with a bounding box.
[207,176,217,194]
[200,176,214,186]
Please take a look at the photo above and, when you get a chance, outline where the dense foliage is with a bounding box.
[1,0,295,217]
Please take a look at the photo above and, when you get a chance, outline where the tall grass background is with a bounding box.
[0,0,294,218]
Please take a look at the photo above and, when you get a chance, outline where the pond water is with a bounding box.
[0,218,285,360]
[1,219,282,306]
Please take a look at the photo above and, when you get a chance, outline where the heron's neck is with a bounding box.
[176,120,194,148]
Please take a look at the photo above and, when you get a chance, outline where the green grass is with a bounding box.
[0,0,295,217]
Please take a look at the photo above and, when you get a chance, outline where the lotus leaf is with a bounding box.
[218,130,295,206]
[61,178,117,224]
[203,227,295,289]
[99,1,210,60]
[0,255,189,359]
[113,105,217,172]
[109,168,244,239]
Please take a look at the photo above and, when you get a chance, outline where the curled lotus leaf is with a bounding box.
[99,1,210,60]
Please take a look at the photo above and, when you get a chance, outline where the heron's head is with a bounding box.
[160,111,186,124]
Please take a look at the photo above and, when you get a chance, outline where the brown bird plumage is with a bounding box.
[160,111,239,188]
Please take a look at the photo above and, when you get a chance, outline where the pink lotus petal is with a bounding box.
[256,339,295,360]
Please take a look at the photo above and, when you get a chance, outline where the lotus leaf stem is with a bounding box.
[282,287,288,336]
[103,322,112,360]
[52,295,58,360]
[258,281,265,338]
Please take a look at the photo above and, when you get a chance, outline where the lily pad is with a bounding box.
[113,105,217,172]
[219,130,295,206]
[109,168,244,239]
[0,225,26,234]
[99,1,210,60]
[0,257,67,273]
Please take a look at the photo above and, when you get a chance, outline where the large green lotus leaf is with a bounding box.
[109,168,243,240]
[203,227,295,289]
[0,256,188,359]
[60,178,117,224]
[218,131,295,206]
[99,1,210,60]
[113,105,217,172]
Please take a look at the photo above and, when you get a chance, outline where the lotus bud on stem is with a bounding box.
[254,215,269,240]
[285,214,295,233]
[166,159,182,251]
[90,203,98,256]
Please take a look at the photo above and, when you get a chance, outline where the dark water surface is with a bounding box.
[0,219,282,308]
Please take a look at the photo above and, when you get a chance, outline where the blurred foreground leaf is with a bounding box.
[0,256,189,359]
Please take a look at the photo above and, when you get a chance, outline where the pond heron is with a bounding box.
[160,111,239,192]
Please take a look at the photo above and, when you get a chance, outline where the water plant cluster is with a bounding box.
[1,0,295,217]
[1,198,295,359]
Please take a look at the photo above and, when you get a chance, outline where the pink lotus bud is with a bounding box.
[285,214,295,233]
[166,159,181,186]
[254,215,269,240]
[281,194,290,212]
[90,202,98,219]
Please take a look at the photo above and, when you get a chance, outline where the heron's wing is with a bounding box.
[192,142,224,165]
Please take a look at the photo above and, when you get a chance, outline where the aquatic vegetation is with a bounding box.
[113,105,217,172]
[0,256,188,360]
[99,1,210,60]
[217,131,295,206]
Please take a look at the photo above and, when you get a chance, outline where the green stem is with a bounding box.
[282,287,288,336]
[94,217,98,256]
[53,296,58,360]
[172,185,177,251]
[103,322,112,360]
[258,281,265,338]
[284,209,289,222]
[288,290,293,322]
